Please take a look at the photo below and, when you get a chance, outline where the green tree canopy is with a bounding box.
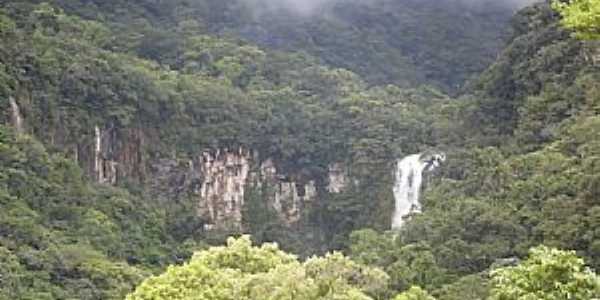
[490,246,600,300]
[126,236,390,300]
[393,286,436,300]
[553,0,600,39]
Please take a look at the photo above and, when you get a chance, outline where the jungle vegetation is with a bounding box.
[1,0,599,299]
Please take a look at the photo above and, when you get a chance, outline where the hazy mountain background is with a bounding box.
[28,0,538,92]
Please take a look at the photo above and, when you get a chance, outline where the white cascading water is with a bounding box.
[9,96,24,134]
[392,153,445,229]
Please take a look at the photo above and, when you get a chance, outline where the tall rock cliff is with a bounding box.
[64,126,352,230]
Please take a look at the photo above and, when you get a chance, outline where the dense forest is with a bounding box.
[1,0,600,299]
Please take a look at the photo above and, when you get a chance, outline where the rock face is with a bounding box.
[94,126,116,184]
[62,125,352,230]
[196,151,328,229]
[327,163,347,193]
[254,158,318,225]
[2,96,357,230]
[92,126,145,185]
[197,149,251,229]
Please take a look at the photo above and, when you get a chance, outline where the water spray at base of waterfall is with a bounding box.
[392,152,445,230]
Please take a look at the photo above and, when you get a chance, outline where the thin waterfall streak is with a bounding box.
[9,96,24,134]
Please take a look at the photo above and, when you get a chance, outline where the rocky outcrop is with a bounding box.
[253,158,318,225]
[195,151,324,229]
[327,163,347,193]
[197,148,251,230]
[273,180,317,223]
[94,126,115,184]
[80,125,352,230]
[92,126,145,184]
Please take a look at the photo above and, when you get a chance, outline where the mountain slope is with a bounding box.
[351,4,600,298]
[231,0,518,92]
[2,0,600,299]
[15,0,518,92]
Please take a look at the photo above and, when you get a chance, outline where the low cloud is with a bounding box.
[241,0,540,16]
[242,0,332,15]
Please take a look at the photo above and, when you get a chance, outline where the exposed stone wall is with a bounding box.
[92,126,145,185]
[78,125,352,230]
[327,163,347,193]
[197,148,251,230]
[94,126,115,184]
[194,152,325,229]
[192,152,353,229]
[3,95,354,231]
[253,158,319,225]
[272,181,317,224]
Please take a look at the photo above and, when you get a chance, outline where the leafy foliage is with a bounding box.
[2,0,600,299]
[393,286,436,300]
[225,0,515,93]
[126,236,389,300]
[17,0,518,93]
[0,1,453,258]
[490,246,600,299]
[0,126,164,298]
[553,0,600,40]
[349,2,600,298]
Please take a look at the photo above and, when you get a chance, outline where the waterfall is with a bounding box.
[392,152,445,229]
[8,97,24,134]
[94,126,104,183]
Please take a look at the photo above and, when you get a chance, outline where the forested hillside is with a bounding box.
[222,0,518,92]
[5,0,520,92]
[1,0,600,299]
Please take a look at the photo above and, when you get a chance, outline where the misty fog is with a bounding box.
[241,0,540,15]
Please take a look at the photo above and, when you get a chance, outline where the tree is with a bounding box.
[490,246,600,300]
[433,274,489,300]
[393,286,436,300]
[553,0,600,39]
[126,236,389,300]
[0,247,24,299]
